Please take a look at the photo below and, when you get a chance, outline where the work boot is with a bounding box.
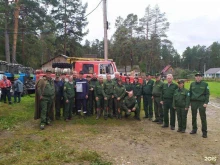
[161,125,168,128]
[181,130,185,133]
[171,126,175,130]
[177,128,182,132]
[202,134,207,138]
[157,120,163,124]
[148,118,152,121]
[96,110,100,120]
[190,130,197,134]
[40,124,45,130]
[152,119,159,122]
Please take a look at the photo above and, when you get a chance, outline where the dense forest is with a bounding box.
[0,0,220,73]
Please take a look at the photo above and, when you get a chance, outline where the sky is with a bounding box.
[81,0,220,54]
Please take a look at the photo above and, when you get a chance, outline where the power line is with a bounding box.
[84,0,103,18]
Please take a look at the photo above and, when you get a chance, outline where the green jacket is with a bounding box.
[190,81,210,104]
[133,83,142,96]
[142,79,154,95]
[122,96,139,110]
[63,81,75,99]
[173,88,190,108]
[94,82,104,98]
[124,82,133,92]
[103,80,114,97]
[152,80,163,97]
[37,78,55,97]
[114,84,126,99]
[161,82,178,101]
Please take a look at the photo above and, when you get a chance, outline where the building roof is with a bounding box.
[205,68,220,74]
[161,65,171,73]
[41,54,68,66]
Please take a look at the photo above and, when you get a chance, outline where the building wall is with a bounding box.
[42,56,67,71]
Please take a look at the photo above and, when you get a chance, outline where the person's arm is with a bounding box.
[185,90,190,109]
[63,83,68,100]
[204,83,210,105]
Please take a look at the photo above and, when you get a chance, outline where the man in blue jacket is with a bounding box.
[13,77,23,103]
[75,71,89,116]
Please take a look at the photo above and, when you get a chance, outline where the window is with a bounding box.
[83,64,94,74]
[99,64,113,74]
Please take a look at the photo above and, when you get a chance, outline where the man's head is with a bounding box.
[155,73,161,81]
[45,69,52,79]
[61,73,66,80]
[145,73,152,80]
[195,72,203,82]
[125,76,130,83]
[134,77,139,83]
[98,76,103,83]
[177,80,184,88]
[128,91,133,98]
[72,71,78,78]
[55,76,60,81]
[68,76,73,82]
[107,74,111,81]
[115,72,120,79]
[118,78,122,85]
[79,71,84,79]
[92,73,97,79]
[86,75,91,82]
[166,74,173,83]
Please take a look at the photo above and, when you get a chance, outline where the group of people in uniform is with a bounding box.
[34,70,210,138]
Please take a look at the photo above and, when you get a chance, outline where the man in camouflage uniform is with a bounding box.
[173,80,190,133]
[161,74,178,130]
[133,77,142,113]
[142,73,154,120]
[189,72,210,138]
[121,91,140,120]
[63,76,75,121]
[86,75,93,116]
[113,79,126,119]
[152,73,164,124]
[94,76,105,119]
[113,72,120,116]
[103,74,114,120]
[54,76,64,120]
[124,76,133,97]
[90,73,98,114]
[35,70,55,130]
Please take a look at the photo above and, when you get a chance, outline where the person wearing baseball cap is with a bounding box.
[173,80,190,133]
[189,72,210,138]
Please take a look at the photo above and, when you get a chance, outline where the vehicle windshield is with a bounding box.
[99,64,114,74]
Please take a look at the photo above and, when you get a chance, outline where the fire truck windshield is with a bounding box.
[99,64,114,74]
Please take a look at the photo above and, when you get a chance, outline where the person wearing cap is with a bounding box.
[86,75,93,116]
[113,78,126,119]
[94,76,105,119]
[173,80,190,133]
[112,72,121,116]
[189,72,210,138]
[54,75,64,120]
[90,73,98,115]
[13,76,23,103]
[152,73,164,123]
[35,69,55,130]
[121,91,140,121]
[124,76,133,95]
[132,77,142,113]
[142,73,154,120]
[0,75,12,104]
[63,76,75,121]
[161,74,178,130]
[75,71,89,116]
[103,74,115,119]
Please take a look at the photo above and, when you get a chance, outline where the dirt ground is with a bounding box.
[0,97,220,165]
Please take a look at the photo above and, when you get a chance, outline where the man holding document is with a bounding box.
[75,71,89,116]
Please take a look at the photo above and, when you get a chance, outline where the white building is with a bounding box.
[204,68,220,78]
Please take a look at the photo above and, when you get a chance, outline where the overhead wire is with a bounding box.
[84,0,103,18]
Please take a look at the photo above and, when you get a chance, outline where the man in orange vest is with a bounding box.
[0,75,12,104]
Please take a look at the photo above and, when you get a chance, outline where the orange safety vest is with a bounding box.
[0,79,12,88]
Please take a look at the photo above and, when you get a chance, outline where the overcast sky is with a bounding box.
[81,0,220,54]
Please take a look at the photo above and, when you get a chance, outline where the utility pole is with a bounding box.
[5,0,10,63]
[12,0,20,63]
[103,0,108,61]
[64,0,67,55]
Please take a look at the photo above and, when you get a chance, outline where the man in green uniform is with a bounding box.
[90,73,98,115]
[189,72,210,138]
[124,76,133,94]
[121,91,140,120]
[113,72,120,116]
[63,76,75,121]
[161,74,178,130]
[152,73,164,123]
[94,76,105,119]
[133,77,142,112]
[173,80,190,133]
[86,75,93,116]
[35,70,55,130]
[103,74,114,120]
[142,73,154,120]
[114,79,126,119]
